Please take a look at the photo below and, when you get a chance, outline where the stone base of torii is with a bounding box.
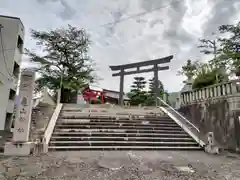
[4,69,35,156]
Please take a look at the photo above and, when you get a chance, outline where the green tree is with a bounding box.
[145,77,164,105]
[148,77,164,94]
[198,36,218,56]
[25,25,98,102]
[192,63,227,89]
[131,77,147,91]
[218,21,240,71]
[178,60,227,89]
[198,34,229,83]
[179,21,240,90]
[198,36,225,67]
[128,76,147,106]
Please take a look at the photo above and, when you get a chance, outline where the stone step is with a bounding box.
[61,113,167,118]
[49,141,199,147]
[58,116,171,121]
[60,109,159,112]
[52,132,190,137]
[60,110,163,113]
[54,125,182,130]
[50,136,194,142]
[54,129,185,134]
[57,120,178,126]
[48,146,202,151]
[48,105,202,151]
[58,118,174,124]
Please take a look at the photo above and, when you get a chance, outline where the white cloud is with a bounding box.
[183,0,213,37]
[0,0,239,93]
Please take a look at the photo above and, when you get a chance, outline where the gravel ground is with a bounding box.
[0,151,240,179]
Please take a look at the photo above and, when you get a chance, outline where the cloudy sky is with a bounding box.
[0,0,240,93]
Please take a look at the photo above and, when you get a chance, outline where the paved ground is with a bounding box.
[1,151,240,179]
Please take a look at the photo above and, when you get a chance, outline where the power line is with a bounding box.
[99,0,182,27]
[90,0,182,47]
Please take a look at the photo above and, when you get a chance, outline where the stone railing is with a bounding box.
[181,80,240,105]
[43,103,63,153]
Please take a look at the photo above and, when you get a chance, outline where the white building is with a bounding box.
[0,15,24,130]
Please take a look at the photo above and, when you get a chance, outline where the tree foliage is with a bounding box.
[179,21,240,89]
[131,77,147,91]
[198,37,218,56]
[127,76,166,106]
[218,22,240,70]
[148,77,164,94]
[192,64,227,89]
[127,76,147,105]
[26,25,97,94]
[198,36,226,68]
[145,77,164,106]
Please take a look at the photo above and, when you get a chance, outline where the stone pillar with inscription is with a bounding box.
[13,70,35,141]
[4,69,35,156]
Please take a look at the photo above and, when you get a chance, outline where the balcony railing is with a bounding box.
[181,80,240,105]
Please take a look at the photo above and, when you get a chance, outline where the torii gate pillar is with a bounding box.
[119,69,124,106]
[154,64,159,106]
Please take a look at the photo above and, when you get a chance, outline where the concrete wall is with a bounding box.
[0,15,24,130]
[178,95,240,151]
[33,88,56,108]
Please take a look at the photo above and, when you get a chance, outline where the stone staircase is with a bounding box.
[48,104,202,151]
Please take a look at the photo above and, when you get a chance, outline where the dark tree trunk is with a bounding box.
[61,88,77,103]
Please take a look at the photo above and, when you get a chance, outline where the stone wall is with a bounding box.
[178,95,240,151]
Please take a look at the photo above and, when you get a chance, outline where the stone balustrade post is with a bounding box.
[214,86,217,97]
[231,80,240,94]
[226,83,231,94]
[222,84,226,96]
[210,87,213,97]
[217,86,221,96]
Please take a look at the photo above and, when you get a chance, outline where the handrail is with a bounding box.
[157,97,200,132]
[43,103,63,152]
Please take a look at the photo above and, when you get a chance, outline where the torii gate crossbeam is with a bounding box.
[109,55,173,106]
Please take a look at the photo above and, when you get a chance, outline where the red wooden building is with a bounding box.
[82,85,104,104]
[82,85,129,104]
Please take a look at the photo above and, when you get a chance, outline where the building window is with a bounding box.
[17,35,23,53]
[9,89,16,100]
[13,62,20,77]
[5,113,13,131]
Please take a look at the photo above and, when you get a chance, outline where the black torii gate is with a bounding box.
[109,55,173,106]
